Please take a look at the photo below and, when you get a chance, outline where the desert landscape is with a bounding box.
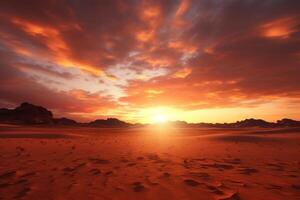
[1,0,300,199]
[1,124,300,200]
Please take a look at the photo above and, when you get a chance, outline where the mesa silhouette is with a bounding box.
[0,102,300,128]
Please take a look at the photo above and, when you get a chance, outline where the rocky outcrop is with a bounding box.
[0,102,53,124]
[277,118,300,127]
[89,118,130,128]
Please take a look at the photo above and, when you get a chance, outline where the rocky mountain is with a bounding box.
[0,102,53,124]
[277,118,300,127]
[89,118,131,128]
[0,102,77,125]
[0,103,130,127]
[233,118,275,128]
[53,118,78,126]
[169,118,300,128]
[0,102,300,128]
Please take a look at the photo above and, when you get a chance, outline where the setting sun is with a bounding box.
[153,114,168,124]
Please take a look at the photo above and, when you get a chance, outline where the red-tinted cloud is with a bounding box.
[0,0,300,122]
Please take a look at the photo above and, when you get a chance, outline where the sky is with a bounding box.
[0,0,300,123]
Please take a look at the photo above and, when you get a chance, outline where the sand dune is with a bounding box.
[0,126,300,199]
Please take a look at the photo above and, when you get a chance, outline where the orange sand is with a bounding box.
[0,125,300,199]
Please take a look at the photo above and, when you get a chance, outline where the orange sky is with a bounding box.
[0,0,300,123]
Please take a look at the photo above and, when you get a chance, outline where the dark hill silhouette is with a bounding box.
[169,118,300,128]
[0,102,130,127]
[168,120,189,127]
[233,118,275,128]
[0,102,300,128]
[0,102,77,125]
[53,118,78,126]
[0,102,53,124]
[277,118,300,127]
[89,118,131,128]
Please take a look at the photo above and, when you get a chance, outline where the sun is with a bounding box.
[153,114,168,124]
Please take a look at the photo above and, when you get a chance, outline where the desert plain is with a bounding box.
[0,125,300,200]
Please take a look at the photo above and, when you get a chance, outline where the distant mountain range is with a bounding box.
[168,118,300,128]
[0,102,300,128]
[0,102,131,127]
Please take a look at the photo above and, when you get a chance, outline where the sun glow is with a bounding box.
[153,114,168,124]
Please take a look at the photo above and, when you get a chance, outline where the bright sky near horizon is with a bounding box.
[0,0,300,123]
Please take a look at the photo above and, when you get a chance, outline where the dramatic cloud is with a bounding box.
[0,0,300,122]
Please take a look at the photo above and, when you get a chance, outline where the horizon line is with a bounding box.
[1,102,300,125]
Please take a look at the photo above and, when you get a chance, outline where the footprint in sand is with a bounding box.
[218,192,240,200]
[147,153,160,161]
[223,158,242,165]
[63,167,75,173]
[238,167,258,175]
[16,146,25,152]
[137,156,144,160]
[0,179,11,188]
[20,172,36,178]
[105,171,113,176]
[14,179,29,185]
[225,179,247,187]
[265,184,282,190]
[120,158,129,163]
[127,162,137,167]
[201,163,234,171]
[63,163,86,175]
[161,172,171,178]
[114,186,125,191]
[14,187,31,199]
[184,179,201,187]
[76,163,86,168]
[285,174,298,178]
[205,184,224,195]
[132,182,146,192]
[0,170,16,179]
[90,168,101,175]
[89,158,110,164]
[189,171,210,180]
[266,163,285,171]
[291,184,300,190]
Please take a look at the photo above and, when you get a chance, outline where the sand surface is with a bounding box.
[0,125,300,200]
